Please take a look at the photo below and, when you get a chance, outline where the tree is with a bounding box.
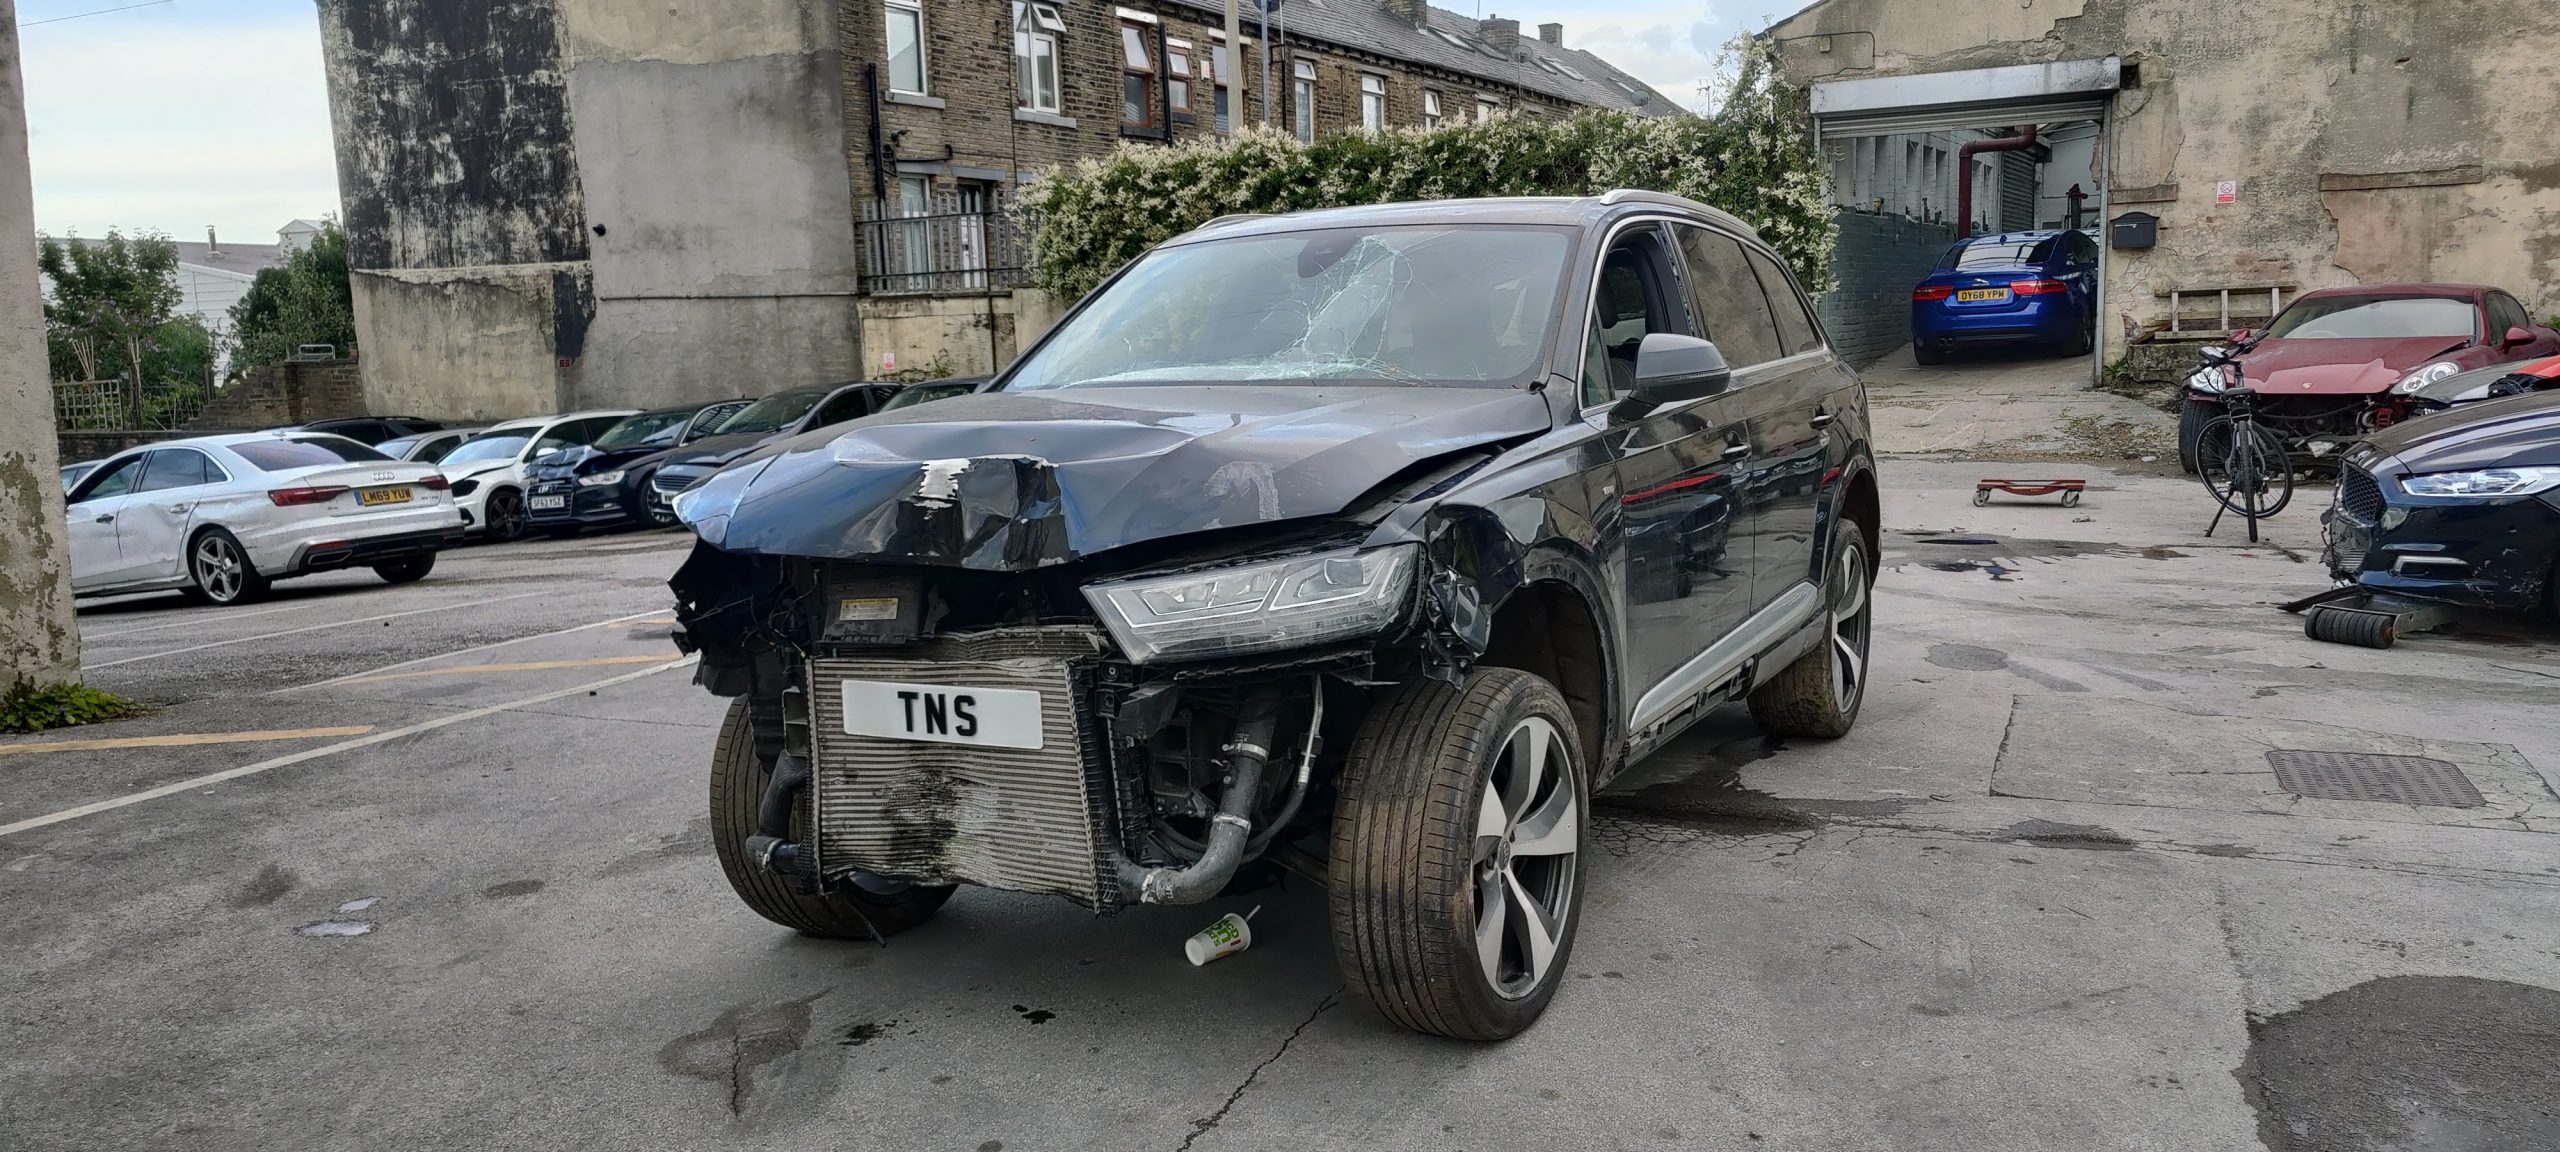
[228,221,356,375]
[37,229,181,390]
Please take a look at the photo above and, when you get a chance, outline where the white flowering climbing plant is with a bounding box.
[1017,38,1831,303]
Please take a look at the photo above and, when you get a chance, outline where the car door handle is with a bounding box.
[1722,441,1752,460]
[1810,409,1837,430]
[163,503,192,514]
[93,513,114,523]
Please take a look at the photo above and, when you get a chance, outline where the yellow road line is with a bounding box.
[0,726,374,757]
[333,654,674,686]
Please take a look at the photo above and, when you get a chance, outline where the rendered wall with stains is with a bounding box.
[319,0,866,418]
[0,4,78,684]
[1773,0,2560,342]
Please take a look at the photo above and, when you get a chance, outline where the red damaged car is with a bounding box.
[2178,284,2560,473]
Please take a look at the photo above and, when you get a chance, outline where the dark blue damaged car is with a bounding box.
[666,193,1880,1041]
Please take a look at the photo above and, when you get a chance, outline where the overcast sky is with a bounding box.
[19,0,1776,242]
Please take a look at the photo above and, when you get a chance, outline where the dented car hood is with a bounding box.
[2240,337,2470,394]
[679,384,1553,568]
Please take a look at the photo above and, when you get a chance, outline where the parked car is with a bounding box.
[294,416,447,446]
[666,193,1878,1041]
[59,460,101,490]
[376,426,484,464]
[523,400,749,535]
[2180,285,2560,472]
[1909,229,2100,363]
[63,432,461,605]
[639,380,964,521]
[875,378,982,412]
[2410,354,2560,413]
[2327,389,2560,613]
[436,410,637,541]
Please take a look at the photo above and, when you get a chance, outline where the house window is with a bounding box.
[1359,73,1386,131]
[885,0,926,94]
[1293,59,1317,142]
[895,175,933,285]
[1422,89,1441,128]
[1121,21,1162,128]
[1475,96,1498,122]
[1168,38,1194,116]
[1014,2,1064,114]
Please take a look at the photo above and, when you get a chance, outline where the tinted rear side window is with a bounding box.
[1671,225,1784,368]
[1745,249,1822,357]
[230,437,393,471]
[136,448,225,491]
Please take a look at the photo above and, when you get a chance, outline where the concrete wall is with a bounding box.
[351,268,565,422]
[859,288,1062,379]
[1774,0,2560,353]
[1818,210,1956,366]
[0,1,79,685]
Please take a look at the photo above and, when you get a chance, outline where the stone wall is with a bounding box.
[1818,209,1955,366]
[190,359,369,429]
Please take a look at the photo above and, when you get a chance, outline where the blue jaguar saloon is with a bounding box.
[1909,229,2100,364]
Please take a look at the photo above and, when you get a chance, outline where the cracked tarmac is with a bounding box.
[4,462,2559,1150]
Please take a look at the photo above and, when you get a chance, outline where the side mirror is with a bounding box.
[2228,328,2255,345]
[1629,333,1732,404]
[2503,325,2535,350]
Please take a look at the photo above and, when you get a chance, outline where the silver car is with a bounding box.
[63,432,465,605]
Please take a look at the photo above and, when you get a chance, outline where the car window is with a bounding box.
[71,455,145,502]
[377,436,421,460]
[2488,293,2532,337]
[812,389,873,428]
[686,402,749,440]
[2262,296,2478,341]
[230,437,393,470]
[717,390,830,435]
[1005,224,1576,391]
[422,433,468,462]
[1671,225,1784,369]
[1745,248,1822,357]
[527,422,586,459]
[595,412,691,449]
[134,448,225,492]
[1943,238,2057,271]
[1581,224,1693,406]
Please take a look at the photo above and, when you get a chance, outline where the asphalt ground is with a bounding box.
[6,458,2559,1152]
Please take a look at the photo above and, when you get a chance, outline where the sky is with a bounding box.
[18,0,1775,243]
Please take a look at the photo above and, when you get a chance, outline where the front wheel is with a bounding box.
[1330,667,1585,1041]
[708,698,953,939]
[2197,417,2296,518]
[2177,398,2216,475]
[482,488,529,542]
[1747,521,1874,739]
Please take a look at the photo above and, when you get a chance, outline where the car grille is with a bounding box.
[2337,467,2386,525]
[807,627,1117,907]
[651,470,701,495]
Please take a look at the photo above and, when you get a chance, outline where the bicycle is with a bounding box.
[2191,346,2295,542]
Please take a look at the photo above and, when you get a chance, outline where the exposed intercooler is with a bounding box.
[807,627,1119,907]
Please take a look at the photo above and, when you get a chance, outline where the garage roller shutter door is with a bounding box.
[1816,95,2110,140]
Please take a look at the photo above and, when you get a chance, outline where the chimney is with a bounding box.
[1537,22,1561,46]
[206,225,219,254]
[1481,15,1519,56]
[1381,0,1426,29]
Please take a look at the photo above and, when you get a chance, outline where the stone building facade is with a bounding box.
[316,0,1677,420]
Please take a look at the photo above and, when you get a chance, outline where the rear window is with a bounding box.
[1943,238,2055,271]
[229,436,392,471]
[2263,296,2479,341]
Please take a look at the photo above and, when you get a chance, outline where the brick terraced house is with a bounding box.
[317,0,1680,421]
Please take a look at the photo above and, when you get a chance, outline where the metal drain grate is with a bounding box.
[2265,750,2484,808]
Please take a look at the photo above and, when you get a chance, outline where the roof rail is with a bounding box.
[1597,189,1759,238]
[1196,212,1275,230]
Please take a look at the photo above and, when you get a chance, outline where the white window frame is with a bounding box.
[1293,58,1317,142]
[1014,2,1065,114]
[1422,89,1441,128]
[1167,36,1194,116]
[885,0,927,95]
[1475,95,1499,123]
[1359,72,1386,132]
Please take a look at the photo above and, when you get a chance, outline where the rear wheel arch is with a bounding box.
[1821,460,1882,577]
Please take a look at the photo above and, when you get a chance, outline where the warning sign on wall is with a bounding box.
[2215,180,2238,205]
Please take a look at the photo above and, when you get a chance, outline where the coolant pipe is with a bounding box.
[757,752,811,840]
[1117,689,1284,905]
[1247,676,1323,858]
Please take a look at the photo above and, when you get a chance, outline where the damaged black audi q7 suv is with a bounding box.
[668,192,1879,1040]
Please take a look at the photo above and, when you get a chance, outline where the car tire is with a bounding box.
[179,527,269,606]
[483,488,529,542]
[2065,312,2094,357]
[2177,398,2216,475]
[373,555,436,584]
[1329,667,1586,1041]
[1914,342,1944,366]
[708,697,954,940]
[1747,520,1874,740]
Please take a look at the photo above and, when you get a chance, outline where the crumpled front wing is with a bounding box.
[805,627,1123,908]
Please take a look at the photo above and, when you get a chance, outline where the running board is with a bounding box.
[1627,582,1823,739]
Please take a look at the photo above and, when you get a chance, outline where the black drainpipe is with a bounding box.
[865,62,888,200]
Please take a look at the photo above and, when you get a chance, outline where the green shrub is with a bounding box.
[1017,40,1829,303]
[0,680,142,734]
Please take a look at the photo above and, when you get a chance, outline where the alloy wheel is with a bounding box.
[1472,715,1579,1000]
[194,536,244,603]
[488,491,525,539]
[1829,539,1872,712]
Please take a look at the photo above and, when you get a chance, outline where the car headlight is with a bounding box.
[576,470,626,488]
[2391,360,2461,395]
[2185,362,2232,394]
[1084,544,1417,664]
[449,478,480,497]
[2398,467,2560,498]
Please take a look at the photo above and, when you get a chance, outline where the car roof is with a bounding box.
[1959,230,2063,246]
[2293,284,2487,301]
[1170,192,1765,249]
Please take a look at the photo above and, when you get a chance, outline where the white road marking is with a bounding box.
[82,602,306,640]
[82,590,550,671]
[270,606,673,694]
[0,657,699,840]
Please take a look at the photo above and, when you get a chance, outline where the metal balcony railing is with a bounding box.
[858,191,1033,295]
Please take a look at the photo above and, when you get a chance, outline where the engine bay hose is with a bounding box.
[1117,688,1283,904]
